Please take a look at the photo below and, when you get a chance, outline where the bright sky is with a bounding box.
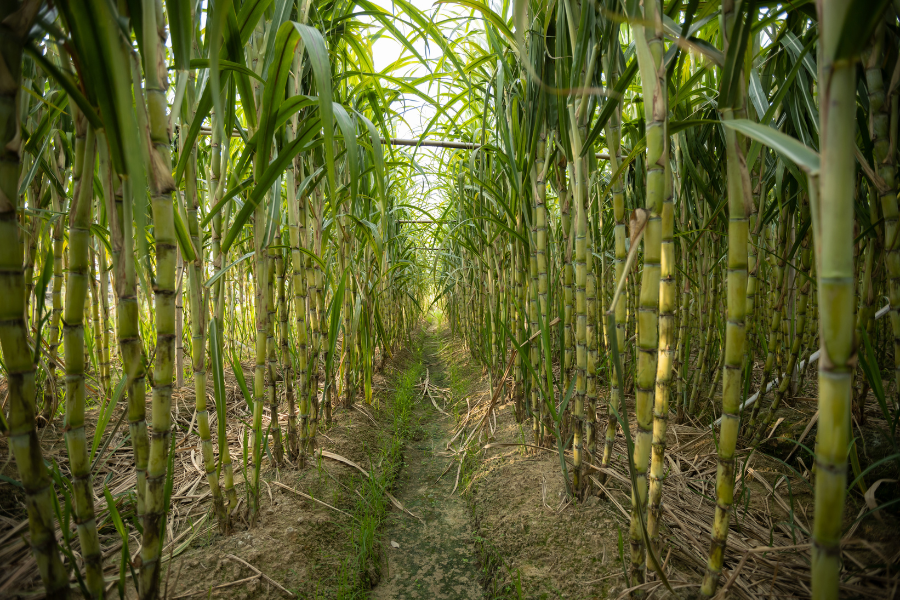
[369,0,454,140]
[366,0,479,217]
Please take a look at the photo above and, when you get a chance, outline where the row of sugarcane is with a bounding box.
[431,1,895,598]
[0,0,445,598]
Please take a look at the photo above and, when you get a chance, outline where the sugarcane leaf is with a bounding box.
[31,246,53,365]
[188,57,262,82]
[205,251,255,289]
[24,92,67,155]
[436,0,516,46]
[748,67,769,121]
[354,0,430,67]
[26,44,101,129]
[719,0,756,109]
[291,23,336,196]
[166,0,193,71]
[391,0,472,89]
[344,214,381,263]
[222,116,322,253]
[90,376,127,463]
[230,350,252,408]
[721,119,819,175]
[273,95,318,131]
[257,20,303,173]
[264,0,296,74]
[357,112,385,203]
[174,71,233,187]
[19,132,50,197]
[201,177,253,227]
[333,103,359,205]
[103,486,128,539]
[173,200,197,263]
[295,246,327,274]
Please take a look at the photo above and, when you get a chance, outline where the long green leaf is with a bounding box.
[721,118,820,175]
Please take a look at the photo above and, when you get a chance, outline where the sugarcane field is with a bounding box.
[4,0,900,598]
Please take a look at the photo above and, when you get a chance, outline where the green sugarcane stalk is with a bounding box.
[754,231,812,443]
[562,162,574,397]
[85,244,96,372]
[700,6,752,593]
[570,104,588,495]
[97,240,112,397]
[45,141,66,425]
[0,9,69,594]
[585,205,598,484]
[99,127,150,526]
[746,207,789,432]
[204,111,237,516]
[529,239,541,446]
[515,217,528,422]
[811,2,855,598]
[307,178,321,438]
[23,193,39,330]
[288,151,310,463]
[276,228,293,456]
[268,237,282,466]
[675,138,691,424]
[314,185,329,427]
[182,84,225,527]
[512,216,528,425]
[601,32,625,479]
[250,215,268,525]
[278,157,308,468]
[865,22,900,410]
[141,3,178,595]
[89,245,104,389]
[62,122,105,598]
[209,117,225,324]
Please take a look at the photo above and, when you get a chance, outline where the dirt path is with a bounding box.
[371,324,484,600]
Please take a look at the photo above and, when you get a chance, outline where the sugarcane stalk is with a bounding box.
[602,30,625,479]
[865,22,900,410]
[811,3,855,598]
[268,236,282,466]
[62,122,105,598]
[629,0,666,585]
[44,139,66,425]
[753,230,812,444]
[700,4,753,590]
[141,2,179,594]
[647,155,675,558]
[0,12,70,592]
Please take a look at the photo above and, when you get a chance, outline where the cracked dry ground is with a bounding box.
[371,325,484,600]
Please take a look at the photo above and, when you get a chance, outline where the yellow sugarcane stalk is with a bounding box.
[629,0,665,585]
